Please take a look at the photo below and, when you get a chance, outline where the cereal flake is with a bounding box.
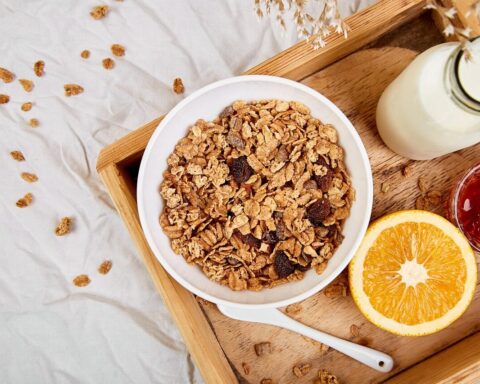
[64,84,84,97]
[111,44,125,56]
[21,172,38,183]
[29,118,39,127]
[34,60,45,77]
[16,193,33,208]
[21,102,32,112]
[90,5,109,19]
[0,94,10,104]
[0,67,14,83]
[55,217,72,236]
[19,79,34,92]
[10,150,25,161]
[102,58,115,69]
[173,78,184,94]
[73,274,91,287]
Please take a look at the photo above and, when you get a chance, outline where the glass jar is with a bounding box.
[376,38,480,160]
[447,162,480,251]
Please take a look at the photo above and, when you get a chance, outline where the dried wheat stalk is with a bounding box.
[256,0,480,50]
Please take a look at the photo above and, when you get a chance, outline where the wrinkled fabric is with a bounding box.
[0,1,374,383]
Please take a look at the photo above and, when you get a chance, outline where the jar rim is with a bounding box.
[450,36,480,112]
[450,162,480,251]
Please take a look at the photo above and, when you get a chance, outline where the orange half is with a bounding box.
[349,210,477,336]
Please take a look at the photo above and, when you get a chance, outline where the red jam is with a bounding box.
[451,165,480,251]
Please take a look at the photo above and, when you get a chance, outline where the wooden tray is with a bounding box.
[96,1,480,383]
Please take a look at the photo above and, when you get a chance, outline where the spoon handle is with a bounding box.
[250,307,393,372]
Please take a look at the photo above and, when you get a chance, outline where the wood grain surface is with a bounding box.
[200,47,480,384]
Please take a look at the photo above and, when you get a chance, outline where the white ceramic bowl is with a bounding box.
[137,75,373,308]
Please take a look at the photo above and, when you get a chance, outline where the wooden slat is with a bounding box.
[384,333,480,384]
[96,117,162,172]
[98,164,238,384]
[245,0,427,80]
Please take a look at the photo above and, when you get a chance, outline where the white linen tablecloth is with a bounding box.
[0,1,374,382]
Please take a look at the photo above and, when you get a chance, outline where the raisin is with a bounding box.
[314,171,333,191]
[306,198,331,226]
[262,230,279,244]
[229,156,253,184]
[241,233,261,249]
[274,251,295,278]
[315,157,334,191]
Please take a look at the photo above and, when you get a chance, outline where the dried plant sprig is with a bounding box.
[425,0,480,44]
[255,0,349,49]
[426,0,479,60]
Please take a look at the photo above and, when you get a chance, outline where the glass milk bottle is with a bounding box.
[376,38,480,160]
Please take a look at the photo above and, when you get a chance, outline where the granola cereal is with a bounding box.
[315,369,339,384]
[55,217,72,236]
[90,5,109,19]
[380,182,390,193]
[111,44,125,57]
[64,84,84,97]
[0,94,9,104]
[285,303,302,315]
[0,67,14,83]
[350,324,360,337]
[21,172,38,183]
[418,176,428,193]
[241,362,250,375]
[426,190,442,206]
[173,77,184,94]
[10,150,25,161]
[80,50,90,59]
[402,164,412,177]
[16,193,33,208]
[324,282,348,297]
[415,196,427,210]
[102,58,115,69]
[21,102,32,112]
[254,342,272,356]
[292,363,311,377]
[98,260,112,274]
[29,118,39,127]
[19,79,34,92]
[73,274,91,287]
[159,100,353,291]
[34,60,45,77]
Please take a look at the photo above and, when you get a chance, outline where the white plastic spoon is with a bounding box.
[218,305,394,373]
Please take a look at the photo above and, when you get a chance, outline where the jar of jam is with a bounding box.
[447,163,480,251]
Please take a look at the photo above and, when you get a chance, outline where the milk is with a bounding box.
[376,39,480,160]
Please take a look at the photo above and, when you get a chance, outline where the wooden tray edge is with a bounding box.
[384,332,480,384]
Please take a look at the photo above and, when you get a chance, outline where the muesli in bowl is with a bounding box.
[159,99,354,291]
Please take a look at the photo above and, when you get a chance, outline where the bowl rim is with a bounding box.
[137,74,373,308]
